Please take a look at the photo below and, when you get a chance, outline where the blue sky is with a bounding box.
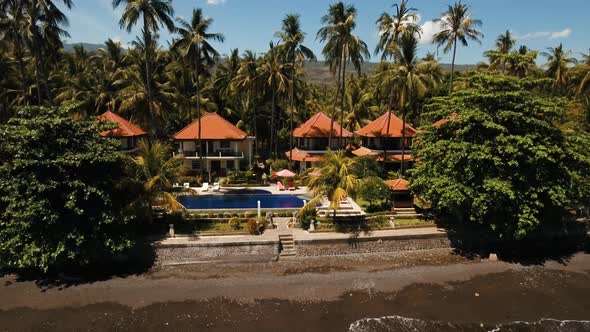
[60,0,589,64]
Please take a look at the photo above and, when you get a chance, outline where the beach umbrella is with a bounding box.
[274,169,296,178]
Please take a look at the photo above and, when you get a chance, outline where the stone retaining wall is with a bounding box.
[295,234,451,257]
[155,241,279,265]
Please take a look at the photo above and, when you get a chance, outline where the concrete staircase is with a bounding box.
[394,207,422,219]
[278,234,296,257]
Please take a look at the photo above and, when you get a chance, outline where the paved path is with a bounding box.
[157,218,442,247]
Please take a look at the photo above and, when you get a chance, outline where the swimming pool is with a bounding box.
[177,189,310,210]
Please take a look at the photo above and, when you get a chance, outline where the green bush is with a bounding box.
[298,208,317,230]
[270,159,289,171]
[228,217,241,230]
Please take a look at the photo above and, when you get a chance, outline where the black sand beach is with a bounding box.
[1,249,590,331]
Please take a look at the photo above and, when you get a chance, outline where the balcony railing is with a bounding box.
[173,150,244,158]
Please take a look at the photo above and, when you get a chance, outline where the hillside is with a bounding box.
[304,61,474,86]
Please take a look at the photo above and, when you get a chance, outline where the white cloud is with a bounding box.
[419,20,444,44]
[515,28,572,40]
[207,0,226,4]
[550,28,572,39]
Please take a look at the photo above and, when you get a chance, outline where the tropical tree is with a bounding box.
[375,0,421,61]
[304,150,357,220]
[541,43,578,91]
[484,30,515,73]
[112,0,175,136]
[317,2,369,148]
[381,33,441,174]
[0,105,138,272]
[132,140,186,216]
[432,1,483,94]
[234,50,260,153]
[255,43,290,157]
[172,7,224,178]
[276,13,316,166]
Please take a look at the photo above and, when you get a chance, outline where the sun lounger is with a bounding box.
[201,182,209,192]
[183,183,190,189]
[277,181,285,191]
[173,183,180,188]
[288,182,296,191]
[212,182,220,192]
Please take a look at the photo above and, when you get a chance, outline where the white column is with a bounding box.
[257,200,261,218]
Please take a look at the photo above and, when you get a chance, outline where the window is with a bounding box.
[219,141,230,149]
[191,160,201,170]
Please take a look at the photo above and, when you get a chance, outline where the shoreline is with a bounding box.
[2,249,590,331]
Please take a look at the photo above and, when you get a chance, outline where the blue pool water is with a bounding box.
[177,189,309,209]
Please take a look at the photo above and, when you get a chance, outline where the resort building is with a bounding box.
[432,112,460,127]
[384,178,413,208]
[286,112,353,173]
[352,111,417,166]
[99,111,147,152]
[172,112,254,175]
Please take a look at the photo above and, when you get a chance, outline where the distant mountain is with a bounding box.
[304,61,475,86]
[64,43,104,52]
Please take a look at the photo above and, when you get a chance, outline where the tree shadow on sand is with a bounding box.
[440,217,589,266]
[1,235,164,291]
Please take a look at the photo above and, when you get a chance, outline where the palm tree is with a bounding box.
[276,14,316,167]
[112,0,175,136]
[114,44,175,131]
[484,30,515,73]
[432,1,483,94]
[317,2,369,148]
[132,140,186,216]
[541,43,578,91]
[234,50,260,154]
[377,32,441,174]
[213,48,241,120]
[506,46,538,78]
[172,8,224,179]
[375,0,422,61]
[21,0,71,105]
[255,43,290,157]
[304,150,357,220]
[374,1,422,175]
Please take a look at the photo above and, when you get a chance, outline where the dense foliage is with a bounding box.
[411,75,590,239]
[0,106,138,272]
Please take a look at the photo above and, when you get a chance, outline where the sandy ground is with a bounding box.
[1,249,590,331]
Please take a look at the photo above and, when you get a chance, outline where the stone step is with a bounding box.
[280,251,296,257]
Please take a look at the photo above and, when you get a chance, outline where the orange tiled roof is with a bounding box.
[356,112,417,138]
[432,112,460,127]
[352,147,414,162]
[293,112,352,138]
[99,111,146,137]
[384,178,409,191]
[174,112,248,140]
[285,148,325,162]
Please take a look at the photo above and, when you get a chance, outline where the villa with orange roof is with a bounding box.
[172,112,254,175]
[99,111,147,152]
[286,112,352,173]
[352,111,417,166]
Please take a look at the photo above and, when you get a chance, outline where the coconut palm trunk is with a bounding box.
[339,49,347,148]
[270,77,276,157]
[195,46,204,180]
[142,19,156,137]
[383,89,394,175]
[448,37,457,95]
[329,56,342,149]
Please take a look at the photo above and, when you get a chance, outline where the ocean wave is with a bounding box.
[349,315,590,332]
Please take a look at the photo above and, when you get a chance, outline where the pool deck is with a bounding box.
[189,184,310,196]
